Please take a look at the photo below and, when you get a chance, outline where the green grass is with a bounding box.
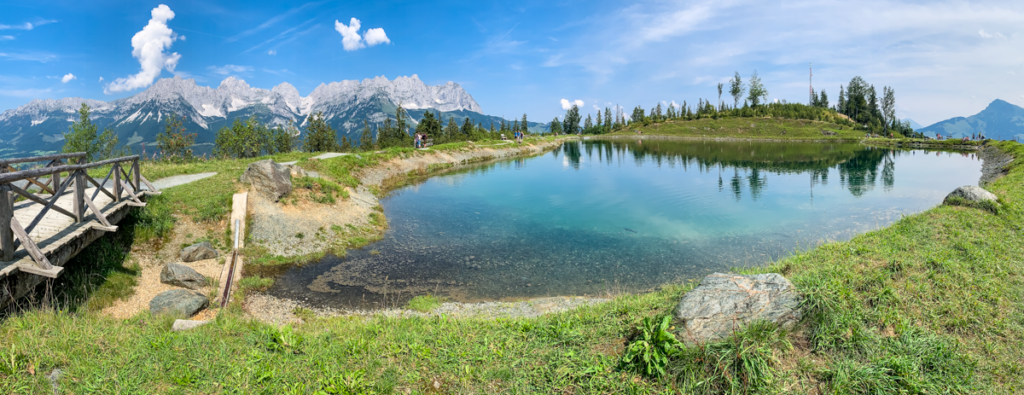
[406,295,443,312]
[609,116,867,140]
[2,139,1020,393]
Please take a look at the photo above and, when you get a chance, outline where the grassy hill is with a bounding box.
[609,116,867,140]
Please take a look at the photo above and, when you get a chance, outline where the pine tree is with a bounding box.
[604,107,612,130]
[360,120,374,150]
[746,70,768,107]
[595,111,602,129]
[584,114,593,130]
[340,136,351,151]
[521,114,528,134]
[301,111,338,152]
[717,82,724,107]
[563,105,581,135]
[461,117,474,139]
[64,103,120,162]
[838,85,846,113]
[550,117,563,134]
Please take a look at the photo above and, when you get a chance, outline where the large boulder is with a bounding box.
[241,159,292,201]
[944,185,997,204]
[673,273,801,345]
[160,262,207,290]
[180,241,218,262]
[150,289,209,317]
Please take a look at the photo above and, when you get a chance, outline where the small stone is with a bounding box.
[180,241,218,262]
[287,164,307,178]
[240,159,292,201]
[160,262,207,290]
[48,368,62,393]
[673,273,800,345]
[172,319,210,332]
[944,185,997,204]
[150,289,209,317]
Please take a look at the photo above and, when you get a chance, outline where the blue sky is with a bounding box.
[1,0,1022,125]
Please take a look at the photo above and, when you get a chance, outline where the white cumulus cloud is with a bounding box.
[105,4,181,94]
[61,73,76,83]
[979,29,1006,39]
[98,77,104,82]
[267,50,277,55]
[364,28,390,46]
[561,99,584,110]
[335,18,364,51]
[335,17,389,51]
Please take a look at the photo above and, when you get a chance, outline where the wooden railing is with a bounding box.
[0,153,160,274]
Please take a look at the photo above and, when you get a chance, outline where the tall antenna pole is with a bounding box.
[809,63,813,105]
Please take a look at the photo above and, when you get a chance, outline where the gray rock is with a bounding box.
[241,159,292,201]
[172,319,210,332]
[673,273,801,345]
[944,185,997,204]
[160,262,207,290]
[287,164,307,178]
[150,289,209,317]
[180,241,218,262]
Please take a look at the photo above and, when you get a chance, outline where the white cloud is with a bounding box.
[560,99,584,110]
[335,18,364,51]
[364,27,390,46]
[0,22,33,30]
[0,52,57,62]
[978,29,1006,39]
[105,4,181,94]
[335,17,389,51]
[61,73,76,83]
[593,104,601,111]
[208,64,253,75]
[98,77,104,82]
[0,35,13,41]
[268,50,277,55]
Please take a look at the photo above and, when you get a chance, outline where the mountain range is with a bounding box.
[917,99,1024,141]
[0,75,546,157]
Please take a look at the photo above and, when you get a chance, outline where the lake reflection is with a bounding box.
[269,139,982,309]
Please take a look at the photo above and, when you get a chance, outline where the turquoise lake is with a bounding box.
[269,139,983,309]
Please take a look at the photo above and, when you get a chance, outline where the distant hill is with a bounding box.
[901,118,923,130]
[917,99,1024,141]
[0,75,549,158]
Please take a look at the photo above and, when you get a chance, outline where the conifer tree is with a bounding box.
[563,105,581,135]
[521,114,528,134]
[604,107,612,130]
[746,70,768,107]
[584,114,593,130]
[550,117,563,134]
[717,82,724,107]
[461,117,474,138]
[360,120,374,150]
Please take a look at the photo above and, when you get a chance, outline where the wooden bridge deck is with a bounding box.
[0,186,146,279]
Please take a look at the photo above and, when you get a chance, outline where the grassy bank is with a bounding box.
[1,138,1021,393]
[607,116,866,141]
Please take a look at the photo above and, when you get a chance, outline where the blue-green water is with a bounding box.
[269,139,982,309]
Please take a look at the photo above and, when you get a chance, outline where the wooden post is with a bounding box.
[112,163,121,202]
[0,185,13,261]
[73,170,85,222]
[50,161,60,197]
[132,158,141,192]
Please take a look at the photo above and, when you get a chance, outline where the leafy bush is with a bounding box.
[618,315,682,378]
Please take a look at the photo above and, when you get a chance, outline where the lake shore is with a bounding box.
[0,134,1021,393]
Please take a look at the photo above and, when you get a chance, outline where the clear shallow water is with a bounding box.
[269,139,982,309]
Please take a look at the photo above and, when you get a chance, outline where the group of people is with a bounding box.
[513,130,524,143]
[414,133,428,148]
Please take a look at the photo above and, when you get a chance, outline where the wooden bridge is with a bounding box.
[0,153,160,305]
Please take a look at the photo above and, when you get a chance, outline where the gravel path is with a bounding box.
[150,172,217,190]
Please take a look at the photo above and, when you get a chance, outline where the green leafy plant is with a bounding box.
[618,315,682,378]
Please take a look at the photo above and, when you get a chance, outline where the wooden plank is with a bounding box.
[87,172,116,202]
[113,163,121,203]
[8,184,77,221]
[22,176,74,235]
[140,174,159,193]
[0,155,139,184]
[14,263,62,278]
[0,186,13,261]
[73,171,84,222]
[82,193,113,227]
[10,217,52,270]
[91,224,117,232]
[0,152,86,167]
